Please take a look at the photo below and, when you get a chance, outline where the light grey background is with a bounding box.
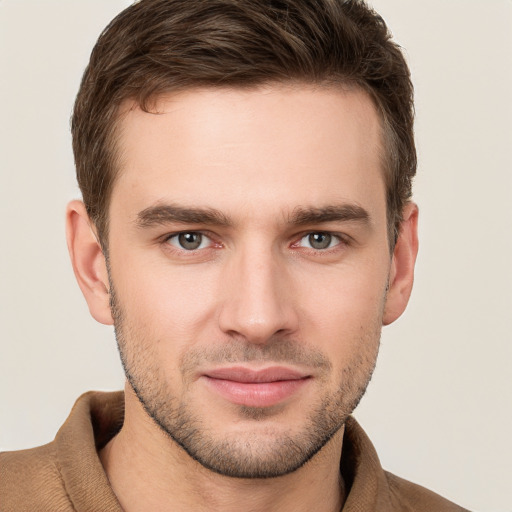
[1,1,511,511]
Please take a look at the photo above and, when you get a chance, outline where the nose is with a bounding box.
[217,246,299,344]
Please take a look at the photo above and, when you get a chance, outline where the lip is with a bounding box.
[201,366,311,408]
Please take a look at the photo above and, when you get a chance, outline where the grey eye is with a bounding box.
[308,233,332,249]
[179,233,202,250]
[299,232,340,250]
[167,232,207,250]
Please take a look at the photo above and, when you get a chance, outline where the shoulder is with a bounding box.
[0,442,73,512]
[385,471,471,512]
[0,391,124,512]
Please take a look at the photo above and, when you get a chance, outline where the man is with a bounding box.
[0,0,469,510]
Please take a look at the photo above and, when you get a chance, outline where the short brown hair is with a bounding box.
[72,0,415,248]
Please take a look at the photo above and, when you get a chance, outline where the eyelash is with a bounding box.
[163,231,220,252]
[294,232,344,251]
[162,230,350,255]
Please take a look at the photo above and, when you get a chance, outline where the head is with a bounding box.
[67,0,418,479]
[72,0,415,251]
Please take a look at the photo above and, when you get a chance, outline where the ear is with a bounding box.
[66,200,113,325]
[383,202,419,326]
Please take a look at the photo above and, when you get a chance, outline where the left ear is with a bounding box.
[383,202,419,325]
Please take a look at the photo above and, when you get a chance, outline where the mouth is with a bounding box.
[201,366,311,408]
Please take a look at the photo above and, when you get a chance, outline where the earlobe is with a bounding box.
[66,200,114,325]
[382,202,419,326]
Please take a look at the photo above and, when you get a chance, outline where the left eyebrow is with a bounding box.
[288,204,371,226]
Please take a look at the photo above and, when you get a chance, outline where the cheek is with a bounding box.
[112,260,221,344]
[298,258,389,314]
[294,263,388,351]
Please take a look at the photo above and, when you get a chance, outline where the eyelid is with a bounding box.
[304,232,338,248]
[291,231,351,251]
[159,229,351,254]
[162,230,221,251]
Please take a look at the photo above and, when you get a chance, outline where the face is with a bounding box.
[107,85,392,478]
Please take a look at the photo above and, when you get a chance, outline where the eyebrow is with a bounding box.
[136,204,231,228]
[288,204,370,226]
[135,202,370,229]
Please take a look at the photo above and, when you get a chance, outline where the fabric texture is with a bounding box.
[1,391,469,512]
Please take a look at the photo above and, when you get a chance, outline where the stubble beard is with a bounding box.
[109,283,381,479]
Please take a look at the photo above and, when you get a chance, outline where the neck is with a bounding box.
[100,387,346,512]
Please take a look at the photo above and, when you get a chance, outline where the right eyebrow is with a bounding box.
[135,203,232,228]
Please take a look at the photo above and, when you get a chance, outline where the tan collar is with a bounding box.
[54,391,462,512]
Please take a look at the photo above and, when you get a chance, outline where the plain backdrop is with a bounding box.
[1,1,511,511]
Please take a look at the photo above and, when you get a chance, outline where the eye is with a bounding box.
[166,232,211,251]
[299,232,341,250]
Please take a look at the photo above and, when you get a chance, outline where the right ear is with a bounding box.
[66,200,113,325]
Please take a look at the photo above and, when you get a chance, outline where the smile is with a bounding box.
[201,366,311,408]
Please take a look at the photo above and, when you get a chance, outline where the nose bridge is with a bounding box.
[218,239,297,342]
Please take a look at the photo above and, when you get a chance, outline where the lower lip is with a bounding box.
[203,376,309,408]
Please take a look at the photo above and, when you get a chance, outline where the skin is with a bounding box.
[66,84,418,512]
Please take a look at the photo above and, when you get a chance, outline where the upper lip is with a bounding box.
[203,366,309,383]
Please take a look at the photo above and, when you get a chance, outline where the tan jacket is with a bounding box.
[0,391,469,511]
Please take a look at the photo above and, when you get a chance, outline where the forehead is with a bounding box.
[111,85,385,223]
